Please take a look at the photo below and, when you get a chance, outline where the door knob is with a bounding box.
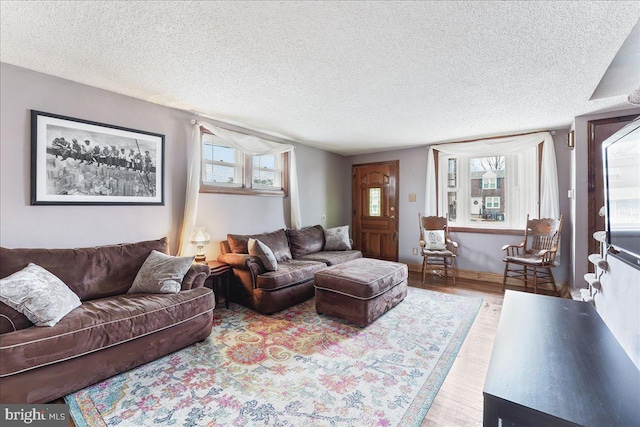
[390,215,395,219]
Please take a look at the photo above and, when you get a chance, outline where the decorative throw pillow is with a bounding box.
[423,230,446,250]
[324,226,352,251]
[128,250,195,294]
[0,263,81,327]
[248,238,278,271]
[286,225,325,258]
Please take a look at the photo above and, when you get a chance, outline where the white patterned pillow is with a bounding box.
[0,263,81,327]
[324,226,352,251]
[248,238,278,271]
[423,230,446,250]
[128,250,195,294]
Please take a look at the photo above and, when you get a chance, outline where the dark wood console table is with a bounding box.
[483,291,640,427]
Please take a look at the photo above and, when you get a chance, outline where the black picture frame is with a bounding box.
[31,110,165,205]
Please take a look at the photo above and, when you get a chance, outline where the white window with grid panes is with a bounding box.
[252,154,281,189]
[202,133,242,186]
[201,132,287,196]
[438,148,538,229]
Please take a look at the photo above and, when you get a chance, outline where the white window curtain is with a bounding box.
[425,131,559,226]
[178,120,302,256]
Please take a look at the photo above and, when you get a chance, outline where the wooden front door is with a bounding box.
[587,115,636,271]
[352,160,399,261]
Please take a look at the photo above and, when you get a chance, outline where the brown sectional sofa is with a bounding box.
[218,225,362,314]
[0,238,214,404]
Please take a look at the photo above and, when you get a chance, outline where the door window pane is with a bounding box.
[369,188,381,216]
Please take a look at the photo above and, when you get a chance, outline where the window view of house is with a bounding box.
[442,154,510,227]
[471,156,505,223]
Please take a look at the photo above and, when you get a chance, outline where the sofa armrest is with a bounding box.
[181,263,211,290]
[217,253,262,271]
[218,253,265,289]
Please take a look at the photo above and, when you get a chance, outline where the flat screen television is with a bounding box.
[603,116,640,269]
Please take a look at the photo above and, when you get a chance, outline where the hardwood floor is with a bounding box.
[58,271,503,427]
[411,271,505,427]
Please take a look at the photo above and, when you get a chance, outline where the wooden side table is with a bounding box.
[205,260,232,309]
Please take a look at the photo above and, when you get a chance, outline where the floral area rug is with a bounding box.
[66,287,482,427]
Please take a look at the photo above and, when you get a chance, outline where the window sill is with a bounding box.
[449,226,524,235]
[200,185,286,197]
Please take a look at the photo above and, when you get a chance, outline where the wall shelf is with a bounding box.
[588,254,609,271]
[584,273,601,290]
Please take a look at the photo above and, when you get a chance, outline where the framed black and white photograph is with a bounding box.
[31,110,164,205]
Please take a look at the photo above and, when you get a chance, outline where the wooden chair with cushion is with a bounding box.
[419,214,458,285]
[502,214,563,296]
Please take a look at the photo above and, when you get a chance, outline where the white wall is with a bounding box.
[571,106,640,369]
[348,131,573,283]
[593,255,640,369]
[0,63,350,255]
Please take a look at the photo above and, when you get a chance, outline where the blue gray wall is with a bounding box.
[0,63,350,255]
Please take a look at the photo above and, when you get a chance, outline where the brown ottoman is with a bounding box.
[314,258,408,327]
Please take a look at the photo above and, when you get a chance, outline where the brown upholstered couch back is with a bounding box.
[0,238,169,301]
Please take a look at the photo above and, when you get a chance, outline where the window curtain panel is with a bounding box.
[178,121,302,256]
[424,131,559,226]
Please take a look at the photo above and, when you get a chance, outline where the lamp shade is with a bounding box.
[190,227,210,244]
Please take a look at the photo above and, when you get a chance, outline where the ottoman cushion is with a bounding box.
[314,258,407,298]
[314,258,408,327]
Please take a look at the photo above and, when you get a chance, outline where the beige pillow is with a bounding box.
[0,263,81,327]
[128,250,194,294]
[423,230,446,250]
[324,226,352,251]
[248,238,278,271]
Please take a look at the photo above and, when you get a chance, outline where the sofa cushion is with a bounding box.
[0,287,214,377]
[0,238,169,301]
[227,234,250,254]
[0,264,81,327]
[297,250,362,266]
[227,229,292,262]
[286,225,325,258]
[128,251,195,294]
[256,260,325,291]
[324,226,352,251]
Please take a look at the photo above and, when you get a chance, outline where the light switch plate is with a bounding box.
[408,193,416,202]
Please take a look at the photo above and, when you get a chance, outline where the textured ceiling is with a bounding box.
[1,1,639,155]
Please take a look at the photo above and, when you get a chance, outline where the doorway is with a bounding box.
[352,160,399,261]
[587,114,637,270]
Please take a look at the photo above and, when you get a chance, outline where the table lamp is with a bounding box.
[190,227,210,263]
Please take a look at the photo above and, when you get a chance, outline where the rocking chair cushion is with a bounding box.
[422,248,454,257]
[505,254,550,266]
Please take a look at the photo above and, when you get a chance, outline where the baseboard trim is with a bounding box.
[407,263,570,297]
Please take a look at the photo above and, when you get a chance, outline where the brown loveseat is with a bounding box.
[218,225,361,314]
[0,238,214,404]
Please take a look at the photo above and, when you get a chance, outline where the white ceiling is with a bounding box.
[1,1,639,155]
